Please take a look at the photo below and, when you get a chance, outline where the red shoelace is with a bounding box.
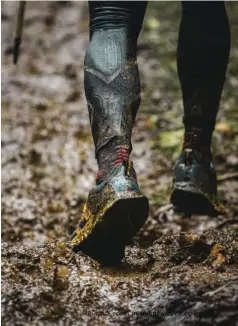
[96,145,130,183]
[183,127,212,162]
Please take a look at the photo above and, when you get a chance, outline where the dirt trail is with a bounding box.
[2,2,238,325]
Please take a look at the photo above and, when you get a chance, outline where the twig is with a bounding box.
[203,282,233,297]
[154,203,173,216]
[217,172,238,183]
[216,218,238,229]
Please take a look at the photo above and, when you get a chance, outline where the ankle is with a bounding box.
[183,127,212,161]
[96,140,131,183]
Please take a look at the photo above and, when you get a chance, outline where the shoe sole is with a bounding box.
[171,186,218,216]
[72,196,149,265]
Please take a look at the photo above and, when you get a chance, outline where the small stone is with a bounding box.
[64,63,77,79]
[28,149,41,165]
[35,102,47,111]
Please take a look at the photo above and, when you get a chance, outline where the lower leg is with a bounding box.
[71,2,149,264]
[177,1,230,157]
[171,2,230,214]
[85,1,147,182]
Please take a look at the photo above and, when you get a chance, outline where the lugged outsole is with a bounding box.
[171,188,218,216]
[72,196,149,265]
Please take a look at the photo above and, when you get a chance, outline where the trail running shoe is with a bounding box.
[170,128,222,216]
[71,159,149,265]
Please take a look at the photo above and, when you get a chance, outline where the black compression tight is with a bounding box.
[178,1,230,145]
[85,1,230,158]
[85,1,147,160]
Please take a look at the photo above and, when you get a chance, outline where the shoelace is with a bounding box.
[183,127,212,163]
[112,145,129,168]
[183,128,202,151]
[96,145,130,183]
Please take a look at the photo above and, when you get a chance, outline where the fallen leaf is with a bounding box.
[215,122,231,135]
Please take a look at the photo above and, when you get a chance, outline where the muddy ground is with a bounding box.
[1,2,238,325]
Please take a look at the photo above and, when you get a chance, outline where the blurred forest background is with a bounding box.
[2,2,238,325]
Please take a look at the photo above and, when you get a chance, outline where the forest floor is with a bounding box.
[1,2,238,325]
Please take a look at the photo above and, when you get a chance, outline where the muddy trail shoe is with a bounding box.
[170,128,221,216]
[71,160,149,265]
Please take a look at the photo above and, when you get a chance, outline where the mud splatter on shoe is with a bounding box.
[170,128,223,216]
[71,159,149,265]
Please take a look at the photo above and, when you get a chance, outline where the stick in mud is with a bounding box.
[13,1,26,64]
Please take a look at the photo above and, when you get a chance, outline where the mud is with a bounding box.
[1,2,238,325]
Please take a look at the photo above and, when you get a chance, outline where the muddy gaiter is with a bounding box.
[85,1,147,180]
